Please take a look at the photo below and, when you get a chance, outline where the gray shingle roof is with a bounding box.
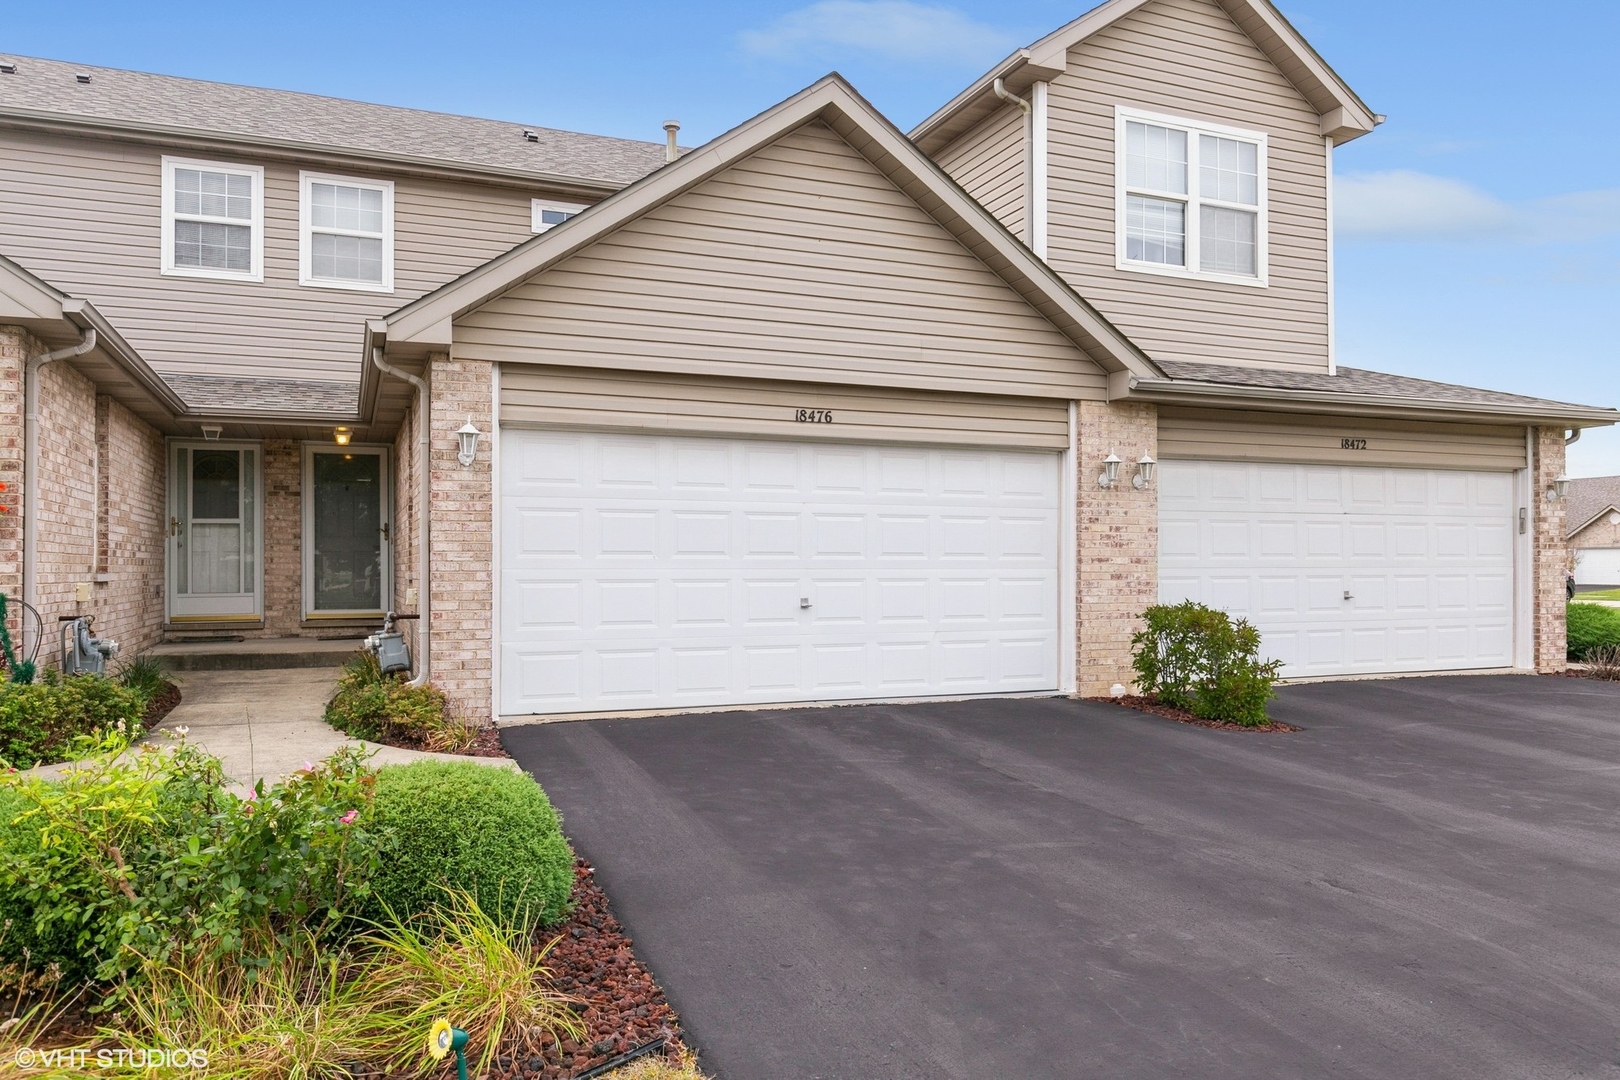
[164,374,357,416]
[1568,475,1620,537]
[1156,361,1599,413]
[0,54,668,188]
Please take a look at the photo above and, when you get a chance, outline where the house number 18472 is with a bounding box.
[1340,438,1368,450]
[794,409,834,423]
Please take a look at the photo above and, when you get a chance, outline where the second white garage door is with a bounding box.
[1574,548,1620,586]
[499,430,1062,716]
[1159,461,1517,677]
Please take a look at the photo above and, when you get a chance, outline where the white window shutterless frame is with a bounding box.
[1114,107,1269,288]
[167,442,263,622]
[160,157,264,282]
[299,172,394,292]
[532,199,587,233]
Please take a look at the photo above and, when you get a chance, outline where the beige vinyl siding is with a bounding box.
[456,121,1106,400]
[500,365,1069,449]
[1159,408,1528,471]
[933,105,1026,241]
[1045,0,1330,372]
[0,129,546,383]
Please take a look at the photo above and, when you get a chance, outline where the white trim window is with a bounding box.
[532,198,587,233]
[1115,107,1268,287]
[160,156,264,282]
[299,171,394,292]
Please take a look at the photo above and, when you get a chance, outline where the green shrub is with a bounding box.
[326,653,472,752]
[0,730,380,985]
[0,674,148,768]
[116,654,171,705]
[366,760,572,929]
[1568,602,1620,661]
[1130,601,1283,727]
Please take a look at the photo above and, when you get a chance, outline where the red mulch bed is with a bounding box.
[1090,693,1301,733]
[360,724,511,758]
[488,857,688,1079]
[141,681,182,729]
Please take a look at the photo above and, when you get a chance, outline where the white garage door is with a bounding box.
[1159,461,1516,677]
[499,430,1062,716]
[1575,548,1620,586]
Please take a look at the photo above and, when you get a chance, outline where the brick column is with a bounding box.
[261,439,302,635]
[428,354,494,723]
[1076,400,1158,696]
[1531,426,1568,673]
[0,328,31,605]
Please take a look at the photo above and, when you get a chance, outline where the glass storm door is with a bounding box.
[305,448,389,617]
[168,443,261,621]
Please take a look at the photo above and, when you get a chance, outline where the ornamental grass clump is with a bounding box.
[1130,601,1283,727]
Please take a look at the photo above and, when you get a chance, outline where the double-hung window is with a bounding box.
[300,172,394,292]
[532,198,587,233]
[161,157,264,281]
[1115,107,1267,286]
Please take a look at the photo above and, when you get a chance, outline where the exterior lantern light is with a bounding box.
[333,426,351,446]
[456,419,482,467]
[200,424,222,441]
[1133,453,1157,490]
[1546,474,1570,502]
[1098,452,1123,489]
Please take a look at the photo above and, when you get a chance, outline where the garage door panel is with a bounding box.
[1575,548,1620,586]
[1160,460,1516,678]
[501,430,1060,715]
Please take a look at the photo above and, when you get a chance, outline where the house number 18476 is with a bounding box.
[794,409,834,423]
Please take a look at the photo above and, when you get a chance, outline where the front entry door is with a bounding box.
[168,443,262,621]
[304,447,390,618]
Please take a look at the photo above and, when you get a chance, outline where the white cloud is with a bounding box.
[1335,170,1512,239]
[1337,169,1620,244]
[738,1,1019,66]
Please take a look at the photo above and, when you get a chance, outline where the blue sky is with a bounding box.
[7,1,1619,474]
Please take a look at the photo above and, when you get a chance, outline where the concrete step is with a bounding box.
[150,637,364,672]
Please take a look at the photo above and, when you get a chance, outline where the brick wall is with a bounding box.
[0,328,29,605]
[92,394,166,655]
[427,354,493,723]
[1532,426,1568,672]
[1571,515,1620,551]
[33,359,100,643]
[393,393,421,659]
[260,439,302,636]
[1076,400,1158,696]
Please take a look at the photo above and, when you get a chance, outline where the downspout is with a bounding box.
[371,346,431,687]
[24,327,96,643]
[992,79,1036,252]
[1566,428,1581,446]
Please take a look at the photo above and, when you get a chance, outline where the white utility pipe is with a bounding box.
[24,327,96,654]
[371,346,431,687]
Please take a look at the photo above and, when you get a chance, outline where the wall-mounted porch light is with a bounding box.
[1132,453,1157,490]
[456,419,482,467]
[333,426,351,446]
[1098,452,1122,489]
[200,424,222,441]
[1545,475,1570,502]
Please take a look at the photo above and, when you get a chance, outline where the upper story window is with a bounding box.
[1115,107,1268,287]
[300,172,395,292]
[161,157,264,282]
[532,198,587,233]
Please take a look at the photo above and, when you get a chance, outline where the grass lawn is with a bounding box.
[1576,588,1620,601]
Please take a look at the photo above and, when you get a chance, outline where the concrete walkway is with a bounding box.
[31,668,514,789]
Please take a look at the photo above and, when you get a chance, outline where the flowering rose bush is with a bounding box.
[0,729,380,985]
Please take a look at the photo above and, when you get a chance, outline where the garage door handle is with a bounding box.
[800,597,811,609]
[1343,591,1353,600]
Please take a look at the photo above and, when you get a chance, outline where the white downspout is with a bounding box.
[1030,81,1049,260]
[1324,135,1337,376]
[993,78,1037,251]
[24,327,96,643]
[371,346,431,687]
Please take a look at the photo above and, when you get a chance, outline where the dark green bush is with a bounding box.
[0,674,148,768]
[326,652,471,752]
[1130,601,1283,727]
[1568,602,1620,661]
[366,760,572,929]
[0,786,80,977]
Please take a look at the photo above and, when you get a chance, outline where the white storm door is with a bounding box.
[1159,461,1515,677]
[168,442,262,620]
[499,430,1061,716]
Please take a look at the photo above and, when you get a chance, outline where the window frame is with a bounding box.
[298,170,396,293]
[160,155,265,283]
[531,198,587,234]
[1114,106,1269,288]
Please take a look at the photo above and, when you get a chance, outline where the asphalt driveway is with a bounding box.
[503,675,1620,1080]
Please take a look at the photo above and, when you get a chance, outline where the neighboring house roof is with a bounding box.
[378,74,1161,387]
[910,0,1380,154]
[1125,361,1620,428]
[1567,475,1620,539]
[0,53,667,194]
[163,375,359,419]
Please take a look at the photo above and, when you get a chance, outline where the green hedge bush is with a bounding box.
[0,674,148,768]
[1568,602,1620,661]
[365,760,572,929]
[325,652,471,752]
[1130,601,1283,727]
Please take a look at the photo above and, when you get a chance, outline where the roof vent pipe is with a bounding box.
[992,77,1031,115]
[663,121,680,163]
